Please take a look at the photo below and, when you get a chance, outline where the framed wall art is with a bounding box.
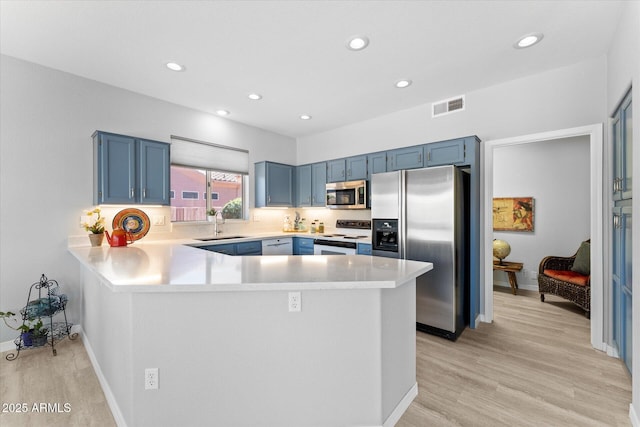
[493,197,534,232]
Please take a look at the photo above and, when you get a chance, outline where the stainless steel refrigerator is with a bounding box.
[371,165,469,340]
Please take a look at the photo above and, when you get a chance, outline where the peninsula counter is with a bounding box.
[69,241,432,427]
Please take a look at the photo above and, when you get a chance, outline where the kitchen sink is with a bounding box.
[195,236,246,241]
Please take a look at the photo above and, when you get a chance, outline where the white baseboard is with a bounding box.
[81,329,128,427]
[631,403,639,427]
[383,382,418,427]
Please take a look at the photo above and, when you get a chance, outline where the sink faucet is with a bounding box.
[213,214,224,236]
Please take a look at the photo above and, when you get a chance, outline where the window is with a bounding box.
[182,191,199,200]
[170,165,246,222]
[170,190,175,199]
[169,135,249,222]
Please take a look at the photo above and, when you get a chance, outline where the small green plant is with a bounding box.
[207,208,218,217]
[1,312,48,336]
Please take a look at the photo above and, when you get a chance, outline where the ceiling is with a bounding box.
[0,1,624,138]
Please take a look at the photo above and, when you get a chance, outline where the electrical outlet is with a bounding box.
[530,270,538,280]
[145,368,159,390]
[288,292,301,312]
[153,215,165,226]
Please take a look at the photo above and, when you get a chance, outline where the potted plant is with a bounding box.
[0,311,49,347]
[207,208,218,222]
[82,207,106,246]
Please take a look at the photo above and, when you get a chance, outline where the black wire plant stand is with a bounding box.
[5,274,78,361]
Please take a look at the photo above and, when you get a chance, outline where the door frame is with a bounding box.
[481,124,605,351]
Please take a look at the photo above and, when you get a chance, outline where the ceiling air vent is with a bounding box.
[432,95,465,118]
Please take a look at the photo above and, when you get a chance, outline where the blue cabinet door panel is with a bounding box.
[139,139,170,205]
[236,241,262,256]
[346,155,367,180]
[367,152,387,179]
[327,159,346,182]
[296,164,312,207]
[425,138,466,166]
[311,162,327,206]
[387,146,423,171]
[357,243,372,255]
[266,163,294,206]
[99,134,136,204]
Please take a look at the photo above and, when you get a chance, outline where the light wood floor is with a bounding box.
[0,288,632,426]
[398,288,632,427]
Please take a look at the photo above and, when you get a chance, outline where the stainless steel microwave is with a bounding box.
[326,180,367,209]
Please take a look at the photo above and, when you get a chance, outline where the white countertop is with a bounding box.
[68,240,432,293]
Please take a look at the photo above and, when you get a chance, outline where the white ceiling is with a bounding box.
[0,0,624,138]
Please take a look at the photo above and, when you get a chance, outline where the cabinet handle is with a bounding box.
[348,169,351,177]
[268,195,271,203]
[614,214,620,229]
[427,152,431,161]
[130,188,134,199]
[143,188,146,198]
[418,153,422,162]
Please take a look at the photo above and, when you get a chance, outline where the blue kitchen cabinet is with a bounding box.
[93,131,170,205]
[346,155,368,180]
[613,90,633,202]
[311,162,327,206]
[357,243,372,255]
[387,146,423,171]
[236,240,262,256]
[202,243,236,256]
[138,139,170,205]
[425,138,466,166]
[367,152,387,179]
[296,164,312,207]
[327,159,346,183]
[255,161,295,207]
[293,237,315,255]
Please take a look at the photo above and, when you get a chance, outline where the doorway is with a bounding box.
[482,124,606,351]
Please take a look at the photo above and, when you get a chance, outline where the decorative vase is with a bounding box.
[88,233,105,247]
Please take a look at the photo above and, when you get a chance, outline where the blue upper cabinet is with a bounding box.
[255,161,294,207]
[387,146,424,171]
[367,152,387,179]
[296,164,312,207]
[346,155,367,180]
[93,131,170,205]
[138,139,170,205]
[425,138,466,166]
[613,91,632,201]
[311,162,327,206]
[327,159,346,182]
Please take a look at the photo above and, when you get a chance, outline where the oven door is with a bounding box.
[313,239,357,255]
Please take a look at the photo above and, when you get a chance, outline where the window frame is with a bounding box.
[170,164,248,223]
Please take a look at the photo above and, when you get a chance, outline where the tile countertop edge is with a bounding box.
[67,241,432,293]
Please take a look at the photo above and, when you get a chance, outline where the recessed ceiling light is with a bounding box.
[514,32,544,49]
[165,62,185,71]
[395,79,412,88]
[347,36,369,51]
[248,93,262,100]
[216,110,230,116]
[300,114,312,120]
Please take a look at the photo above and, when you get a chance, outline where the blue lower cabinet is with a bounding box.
[357,243,372,255]
[236,241,262,256]
[202,243,236,255]
[293,237,315,255]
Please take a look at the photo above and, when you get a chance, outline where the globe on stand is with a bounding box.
[493,239,511,264]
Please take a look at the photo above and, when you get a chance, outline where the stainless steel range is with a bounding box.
[313,220,371,255]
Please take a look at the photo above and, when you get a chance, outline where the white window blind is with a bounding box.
[170,135,249,174]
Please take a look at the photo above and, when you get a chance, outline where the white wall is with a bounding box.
[296,57,606,164]
[492,136,591,290]
[606,1,640,424]
[0,55,296,343]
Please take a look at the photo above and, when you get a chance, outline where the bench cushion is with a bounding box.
[543,269,590,286]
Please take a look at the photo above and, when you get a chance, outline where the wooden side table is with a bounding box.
[493,261,524,295]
